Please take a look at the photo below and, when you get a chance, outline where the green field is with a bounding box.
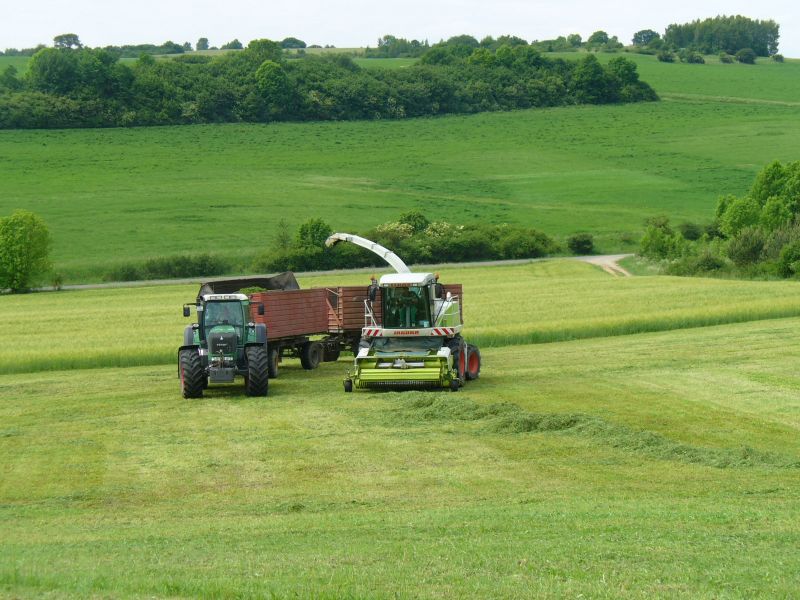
[2,261,800,597]
[2,52,800,282]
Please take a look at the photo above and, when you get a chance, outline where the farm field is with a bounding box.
[2,260,800,597]
[2,53,800,282]
[6,260,800,375]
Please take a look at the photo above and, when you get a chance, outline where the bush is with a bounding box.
[640,218,685,260]
[777,240,800,278]
[727,227,765,266]
[678,221,703,241]
[656,50,675,63]
[772,54,784,63]
[666,248,727,275]
[104,253,229,281]
[567,233,594,255]
[679,50,705,64]
[719,53,734,64]
[0,209,52,292]
[735,48,756,64]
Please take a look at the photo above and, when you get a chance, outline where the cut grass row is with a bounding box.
[2,317,799,597]
[5,260,800,375]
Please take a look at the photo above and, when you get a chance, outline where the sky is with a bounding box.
[3,0,798,57]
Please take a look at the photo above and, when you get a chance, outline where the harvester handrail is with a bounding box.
[433,294,459,325]
[364,299,378,327]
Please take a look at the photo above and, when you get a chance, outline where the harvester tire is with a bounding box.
[245,346,269,397]
[344,379,353,393]
[449,379,460,392]
[300,341,323,370]
[267,346,280,379]
[179,349,204,399]
[465,345,481,380]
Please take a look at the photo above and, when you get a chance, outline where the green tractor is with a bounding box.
[178,293,269,398]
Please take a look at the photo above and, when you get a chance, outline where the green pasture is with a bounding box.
[2,276,800,596]
[2,83,800,281]
[0,55,30,74]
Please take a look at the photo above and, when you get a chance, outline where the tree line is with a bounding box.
[0,36,656,129]
[630,15,779,58]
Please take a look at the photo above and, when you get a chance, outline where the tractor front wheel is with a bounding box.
[245,346,269,397]
[300,341,323,370]
[179,349,204,399]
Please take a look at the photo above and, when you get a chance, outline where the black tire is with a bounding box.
[300,341,323,370]
[267,346,280,379]
[344,379,353,393]
[245,346,269,397]
[179,349,204,399]
[449,379,460,392]
[465,344,481,381]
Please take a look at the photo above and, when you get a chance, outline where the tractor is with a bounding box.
[178,293,269,398]
[325,233,481,392]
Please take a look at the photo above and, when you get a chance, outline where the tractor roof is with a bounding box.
[379,273,435,286]
[202,293,249,302]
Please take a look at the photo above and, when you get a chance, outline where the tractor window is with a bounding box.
[204,301,244,335]
[383,286,432,328]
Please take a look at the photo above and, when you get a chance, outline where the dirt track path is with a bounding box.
[574,254,634,277]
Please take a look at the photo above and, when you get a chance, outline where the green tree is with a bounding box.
[0,210,52,292]
[632,30,659,46]
[296,218,332,248]
[398,211,430,233]
[255,60,289,117]
[197,37,209,51]
[53,33,82,49]
[221,39,243,50]
[587,31,609,48]
[567,34,582,47]
[281,37,307,49]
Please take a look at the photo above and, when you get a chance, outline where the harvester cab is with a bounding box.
[178,293,269,398]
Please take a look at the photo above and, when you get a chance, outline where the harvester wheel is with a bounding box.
[300,341,323,370]
[449,379,460,392]
[245,346,269,397]
[344,379,353,393]
[179,349,204,399]
[267,346,280,379]
[465,345,481,380]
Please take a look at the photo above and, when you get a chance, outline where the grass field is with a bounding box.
[2,53,799,282]
[2,261,800,597]
[6,260,800,375]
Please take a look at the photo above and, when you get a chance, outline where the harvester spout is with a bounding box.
[324,232,411,274]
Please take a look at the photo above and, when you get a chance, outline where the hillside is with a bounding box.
[1,53,799,282]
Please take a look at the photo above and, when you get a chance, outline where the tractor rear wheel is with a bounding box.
[267,346,280,379]
[465,344,481,380]
[245,346,269,397]
[300,341,323,370]
[179,349,204,399]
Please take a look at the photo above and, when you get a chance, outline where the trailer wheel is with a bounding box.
[465,345,481,380]
[300,341,323,370]
[245,346,269,397]
[179,349,204,399]
[344,379,353,393]
[267,346,280,379]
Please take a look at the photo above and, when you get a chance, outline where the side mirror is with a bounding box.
[258,303,265,316]
[183,306,191,317]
